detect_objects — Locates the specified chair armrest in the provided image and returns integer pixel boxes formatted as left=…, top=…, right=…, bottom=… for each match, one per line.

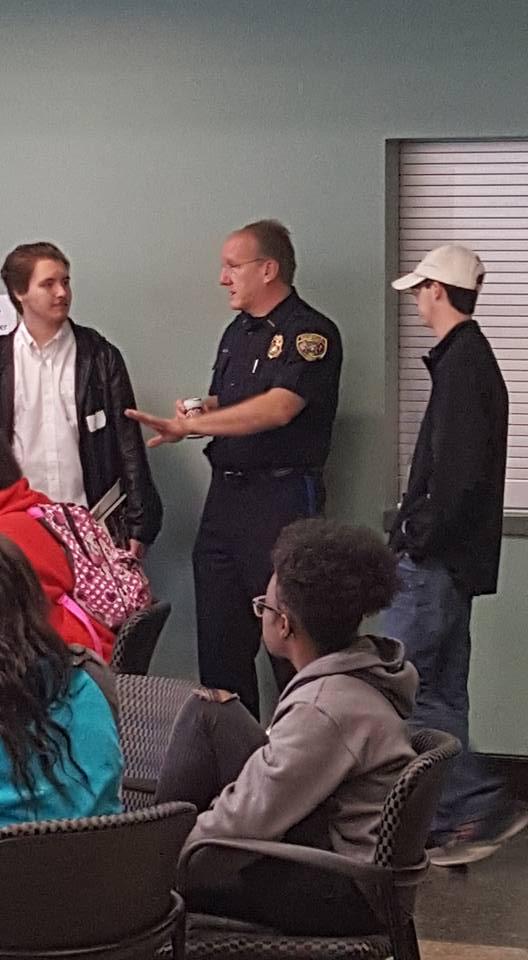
left=122, top=776, right=157, bottom=793
left=179, top=836, right=391, bottom=889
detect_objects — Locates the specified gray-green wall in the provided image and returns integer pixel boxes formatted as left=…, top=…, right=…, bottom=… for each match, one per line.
left=1, top=0, right=528, bottom=753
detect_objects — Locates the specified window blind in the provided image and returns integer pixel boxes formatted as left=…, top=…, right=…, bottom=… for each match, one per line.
left=398, top=139, right=528, bottom=511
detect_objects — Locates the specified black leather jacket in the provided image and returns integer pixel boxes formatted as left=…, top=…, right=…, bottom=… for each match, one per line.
left=390, top=320, right=508, bottom=596
left=0, top=321, right=162, bottom=545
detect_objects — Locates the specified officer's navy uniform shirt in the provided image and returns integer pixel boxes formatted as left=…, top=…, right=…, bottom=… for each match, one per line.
left=206, top=289, right=342, bottom=471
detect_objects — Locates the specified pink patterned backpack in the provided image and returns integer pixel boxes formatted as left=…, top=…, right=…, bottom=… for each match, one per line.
left=28, top=503, right=152, bottom=653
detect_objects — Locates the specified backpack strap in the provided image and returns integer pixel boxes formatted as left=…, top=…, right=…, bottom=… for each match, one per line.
left=59, top=595, right=104, bottom=657
left=69, top=644, right=119, bottom=724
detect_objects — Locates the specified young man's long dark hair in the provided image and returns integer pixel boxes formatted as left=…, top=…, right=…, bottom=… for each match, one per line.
left=0, top=535, right=81, bottom=800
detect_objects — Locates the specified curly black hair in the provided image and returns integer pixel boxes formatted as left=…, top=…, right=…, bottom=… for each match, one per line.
left=0, top=535, right=84, bottom=804
left=271, top=518, right=399, bottom=655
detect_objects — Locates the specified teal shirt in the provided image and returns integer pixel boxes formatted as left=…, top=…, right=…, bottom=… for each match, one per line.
left=0, top=668, right=123, bottom=826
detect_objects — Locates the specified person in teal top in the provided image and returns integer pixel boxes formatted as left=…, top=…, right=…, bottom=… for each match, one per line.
left=0, top=533, right=123, bottom=827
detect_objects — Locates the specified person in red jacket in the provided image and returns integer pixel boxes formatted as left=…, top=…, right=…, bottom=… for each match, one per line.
left=0, top=432, right=115, bottom=662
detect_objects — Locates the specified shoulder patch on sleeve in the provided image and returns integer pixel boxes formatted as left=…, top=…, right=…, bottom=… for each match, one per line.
left=296, top=333, right=328, bottom=361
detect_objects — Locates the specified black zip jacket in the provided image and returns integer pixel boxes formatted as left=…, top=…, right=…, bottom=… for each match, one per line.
left=390, top=320, right=508, bottom=596
left=0, top=321, right=162, bottom=545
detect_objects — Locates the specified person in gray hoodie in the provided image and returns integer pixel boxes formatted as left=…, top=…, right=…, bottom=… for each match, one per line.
left=157, top=518, right=418, bottom=935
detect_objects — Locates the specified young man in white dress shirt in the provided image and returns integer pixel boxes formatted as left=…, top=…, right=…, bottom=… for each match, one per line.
left=0, top=242, right=162, bottom=553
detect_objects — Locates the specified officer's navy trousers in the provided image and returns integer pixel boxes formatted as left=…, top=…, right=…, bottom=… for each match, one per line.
left=193, top=470, right=323, bottom=718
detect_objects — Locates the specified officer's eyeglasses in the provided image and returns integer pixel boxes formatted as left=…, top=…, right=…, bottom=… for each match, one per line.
left=252, top=595, right=283, bottom=619
left=222, top=258, right=266, bottom=275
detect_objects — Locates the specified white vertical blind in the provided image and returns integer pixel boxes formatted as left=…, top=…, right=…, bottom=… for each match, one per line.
left=398, top=139, right=528, bottom=511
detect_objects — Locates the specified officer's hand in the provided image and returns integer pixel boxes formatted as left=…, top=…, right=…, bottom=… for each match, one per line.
left=125, top=404, right=189, bottom=447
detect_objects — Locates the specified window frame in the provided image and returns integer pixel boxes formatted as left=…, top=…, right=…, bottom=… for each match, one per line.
left=386, top=137, right=528, bottom=535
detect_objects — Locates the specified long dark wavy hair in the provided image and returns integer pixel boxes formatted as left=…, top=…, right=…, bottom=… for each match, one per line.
left=0, top=534, right=79, bottom=800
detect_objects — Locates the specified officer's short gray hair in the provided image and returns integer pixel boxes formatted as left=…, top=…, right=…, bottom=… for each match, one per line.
left=242, top=219, right=296, bottom=286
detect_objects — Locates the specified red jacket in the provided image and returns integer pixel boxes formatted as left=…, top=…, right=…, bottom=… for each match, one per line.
left=0, top=478, right=115, bottom=662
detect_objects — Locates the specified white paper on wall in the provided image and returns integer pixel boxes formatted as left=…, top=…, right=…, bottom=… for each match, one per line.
left=0, top=295, right=17, bottom=335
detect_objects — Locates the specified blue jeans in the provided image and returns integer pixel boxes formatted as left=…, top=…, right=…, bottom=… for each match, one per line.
left=380, top=555, right=508, bottom=835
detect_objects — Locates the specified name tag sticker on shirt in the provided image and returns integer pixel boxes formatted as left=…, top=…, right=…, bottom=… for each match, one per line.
left=296, top=333, right=328, bottom=361
left=86, top=409, right=107, bottom=432
left=0, top=294, right=17, bottom=335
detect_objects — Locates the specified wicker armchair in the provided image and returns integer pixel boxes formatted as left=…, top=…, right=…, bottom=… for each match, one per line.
left=180, top=728, right=461, bottom=960
left=111, top=599, right=171, bottom=675
left=0, top=801, right=196, bottom=960
left=116, top=672, right=197, bottom=809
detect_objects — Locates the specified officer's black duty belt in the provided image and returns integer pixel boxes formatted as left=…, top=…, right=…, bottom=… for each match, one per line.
left=214, top=467, right=322, bottom=483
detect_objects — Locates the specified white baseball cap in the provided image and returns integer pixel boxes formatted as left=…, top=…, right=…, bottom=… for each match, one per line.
left=392, top=244, right=485, bottom=291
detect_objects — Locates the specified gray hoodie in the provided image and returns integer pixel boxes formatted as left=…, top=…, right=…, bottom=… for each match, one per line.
left=187, top=636, right=418, bottom=863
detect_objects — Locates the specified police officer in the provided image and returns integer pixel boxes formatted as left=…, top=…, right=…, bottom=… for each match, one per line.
left=127, top=220, right=342, bottom=717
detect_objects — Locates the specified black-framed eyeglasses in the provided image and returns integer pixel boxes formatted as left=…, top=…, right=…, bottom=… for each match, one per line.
left=252, top=595, right=283, bottom=619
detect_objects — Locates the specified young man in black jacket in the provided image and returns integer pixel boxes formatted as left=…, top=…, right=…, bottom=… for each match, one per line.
left=0, top=242, right=162, bottom=552
left=384, top=243, right=527, bottom=865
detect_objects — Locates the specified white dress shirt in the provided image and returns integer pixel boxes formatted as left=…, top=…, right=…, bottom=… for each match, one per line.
left=13, top=320, right=88, bottom=505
